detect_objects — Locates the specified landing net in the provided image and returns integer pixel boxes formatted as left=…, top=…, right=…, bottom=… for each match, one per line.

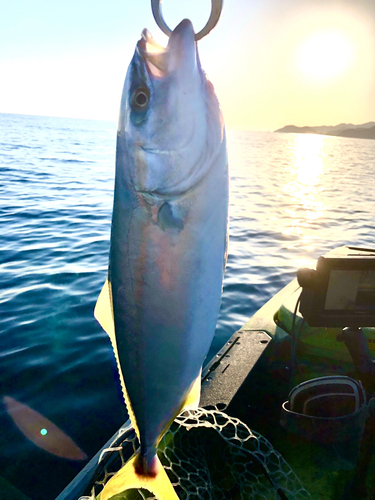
left=84, top=407, right=311, bottom=500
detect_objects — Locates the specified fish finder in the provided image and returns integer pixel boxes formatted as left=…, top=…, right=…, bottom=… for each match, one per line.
left=298, top=246, right=375, bottom=327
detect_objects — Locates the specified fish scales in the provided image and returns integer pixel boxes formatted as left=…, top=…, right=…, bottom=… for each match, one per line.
left=96, top=18, right=228, bottom=499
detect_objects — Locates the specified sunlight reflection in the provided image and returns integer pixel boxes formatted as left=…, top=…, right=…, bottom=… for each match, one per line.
left=294, top=258, right=317, bottom=270
left=283, top=134, right=329, bottom=253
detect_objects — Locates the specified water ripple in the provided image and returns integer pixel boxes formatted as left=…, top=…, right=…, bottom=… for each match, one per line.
left=1, top=115, right=375, bottom=498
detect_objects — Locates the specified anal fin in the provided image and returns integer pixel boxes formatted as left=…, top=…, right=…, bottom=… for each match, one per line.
left=182, top=370, right=201, bottom=411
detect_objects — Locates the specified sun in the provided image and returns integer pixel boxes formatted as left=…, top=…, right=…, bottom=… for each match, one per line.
left=296, top=31, right=355, bottom=82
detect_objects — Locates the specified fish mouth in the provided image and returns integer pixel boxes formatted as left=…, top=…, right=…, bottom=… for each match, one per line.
left=137, top=29, right=168, bottom=78
left=137, top=19, right=196, bottom=78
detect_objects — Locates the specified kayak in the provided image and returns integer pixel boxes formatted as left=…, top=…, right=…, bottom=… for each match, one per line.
left=58, top=246, right=375, bottom=500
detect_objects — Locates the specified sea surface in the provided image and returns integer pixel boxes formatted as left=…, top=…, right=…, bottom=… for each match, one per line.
left=1, top=112, right=375, bottom=499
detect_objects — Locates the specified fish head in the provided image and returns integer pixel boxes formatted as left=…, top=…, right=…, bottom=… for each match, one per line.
left=118, top=19, right=224, bottom=197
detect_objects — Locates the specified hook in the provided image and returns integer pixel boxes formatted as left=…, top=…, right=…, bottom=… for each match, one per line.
left=151, top=0, right=223, bottom=41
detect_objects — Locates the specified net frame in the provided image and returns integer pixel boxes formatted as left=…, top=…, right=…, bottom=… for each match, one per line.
left=79, top=407, right=311, bottom=500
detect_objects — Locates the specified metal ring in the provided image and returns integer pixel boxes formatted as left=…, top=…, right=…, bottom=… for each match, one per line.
left=151, top=0, right=223, bottom=41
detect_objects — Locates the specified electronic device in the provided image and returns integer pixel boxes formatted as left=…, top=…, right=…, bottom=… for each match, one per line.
left=298, top=246, right=375, bottom=327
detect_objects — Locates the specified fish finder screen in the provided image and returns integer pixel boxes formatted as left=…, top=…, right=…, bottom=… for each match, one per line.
left=325, top=270, right=375, bottom=311
left=298, top=247, right=375, bottom=326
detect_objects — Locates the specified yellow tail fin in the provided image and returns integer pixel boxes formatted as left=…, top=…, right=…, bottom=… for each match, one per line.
left=99, top=453, right=179, bottom=500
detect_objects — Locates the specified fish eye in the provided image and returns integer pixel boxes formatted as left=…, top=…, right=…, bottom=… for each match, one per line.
left=131, top=88, right=150, bottom=110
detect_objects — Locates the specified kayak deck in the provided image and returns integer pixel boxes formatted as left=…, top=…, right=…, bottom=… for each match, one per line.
left=58, top=278, right=375, bottom=499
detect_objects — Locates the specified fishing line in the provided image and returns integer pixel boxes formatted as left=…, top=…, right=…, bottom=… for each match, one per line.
left=290, top=289, right=304, bottom=390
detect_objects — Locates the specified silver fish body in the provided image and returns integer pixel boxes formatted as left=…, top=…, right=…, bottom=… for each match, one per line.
left=107, top=18, right=228, bottom=470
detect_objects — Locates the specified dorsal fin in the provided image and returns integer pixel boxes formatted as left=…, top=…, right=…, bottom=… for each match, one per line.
left=94, top=279, right=139, bottom=438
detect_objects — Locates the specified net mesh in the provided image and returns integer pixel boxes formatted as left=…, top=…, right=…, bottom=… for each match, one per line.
left=83, top=407, right=311, bottom=500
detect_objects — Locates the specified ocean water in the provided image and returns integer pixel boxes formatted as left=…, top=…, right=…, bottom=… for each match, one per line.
left=1, top=112, right=375, bottom=499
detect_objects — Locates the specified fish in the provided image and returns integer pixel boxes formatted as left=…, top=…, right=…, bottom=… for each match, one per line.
left=3, top=396, right=87, bottom=461
left=95, top=18, right=228, bottom=500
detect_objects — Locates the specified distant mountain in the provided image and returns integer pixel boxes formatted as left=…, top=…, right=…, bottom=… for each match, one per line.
left=275, top=122, right=375, bottom=139
left=274, top=125, right=316, bottom=134
left=330, top=125, right=375, bottom=140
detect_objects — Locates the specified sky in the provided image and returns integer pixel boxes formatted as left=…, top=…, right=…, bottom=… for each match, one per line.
left=1, top=0, right=375, bottom=131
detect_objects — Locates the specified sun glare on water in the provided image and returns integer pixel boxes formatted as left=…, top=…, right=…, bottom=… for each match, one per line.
left=297, top=31, right=355, bottom=82
left=282, top=134, right=330, bottom=267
